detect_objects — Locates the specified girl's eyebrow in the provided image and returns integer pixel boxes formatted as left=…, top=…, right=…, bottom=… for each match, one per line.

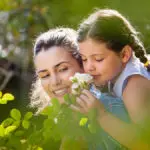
left=79, top=53, right=104, bottom=56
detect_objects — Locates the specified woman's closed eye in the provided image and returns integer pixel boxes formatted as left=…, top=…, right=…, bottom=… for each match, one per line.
left=38, top=72, right=50, bottom=79
left=58, top=67, right=68, bottom=72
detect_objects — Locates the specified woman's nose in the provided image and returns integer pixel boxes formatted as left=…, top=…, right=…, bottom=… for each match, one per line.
left=50, top=75, right=61, bottom=86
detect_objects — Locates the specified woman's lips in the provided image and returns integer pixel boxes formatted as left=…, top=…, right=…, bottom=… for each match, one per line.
left=53, top=88, right=69, bottom=96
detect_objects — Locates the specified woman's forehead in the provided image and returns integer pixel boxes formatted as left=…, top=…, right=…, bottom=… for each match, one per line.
left=35, top=47, right=79, bottom=69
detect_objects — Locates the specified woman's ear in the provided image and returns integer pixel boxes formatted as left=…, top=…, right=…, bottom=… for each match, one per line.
left=120, top=45, right=132, bottom=63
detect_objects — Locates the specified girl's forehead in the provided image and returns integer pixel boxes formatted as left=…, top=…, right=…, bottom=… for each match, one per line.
left=79, top=39, right=111, bottom=56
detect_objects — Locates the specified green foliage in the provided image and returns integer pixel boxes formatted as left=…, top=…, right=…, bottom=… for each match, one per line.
left=0, top=91, right=34, bottom=150
left=79, top=117, right=88, bottom=126
left=0, top=92, right=14, bottom=104
left=0, top=91, right=102, bottom=149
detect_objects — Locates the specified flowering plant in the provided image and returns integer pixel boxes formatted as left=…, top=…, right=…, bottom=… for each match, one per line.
left=70, top=72, right=93, bottom=95
left=69, top=73, right=100, bottom=133
left=69, top=72, right=102, bottom=101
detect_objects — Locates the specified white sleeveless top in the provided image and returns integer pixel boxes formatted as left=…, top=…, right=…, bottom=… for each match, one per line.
left=109, top=57, right=150, bottom=98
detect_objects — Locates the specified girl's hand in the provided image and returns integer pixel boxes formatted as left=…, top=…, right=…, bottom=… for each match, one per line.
left=70, top=89, right=105, bottom=115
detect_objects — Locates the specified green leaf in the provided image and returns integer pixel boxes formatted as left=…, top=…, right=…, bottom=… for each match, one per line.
left=82, top=82, right=89, bottom=89
left=0, top=125, right=5, bottom=137
left=51, top=98, right=61, bottom=113
left=14, top=130, right=25, bottom=137
left=70, top=77, right=78, bottom=83
left=70, top=94, right=76, bottom=104
left=1, top=118, right=14, bottom=127
left=35, top=147, right=43, bottom=150
left=28, top=130, right=42, bottom=145
left=41, top=105, right=53, bottom=116
left=88, top=124, right=96, bottom=134
left=51, top=98, right=60, bottom=106
left=0, top=99, right=7, bottom=104
left=79, top=117, right=88, bottom=126
left=12, top=120, right=21, bottom=128
left=24, top=112, right=33, bottom=120
left=43, top=118, right=54, bottom=129
left=64, top=94, right=71, bottom=105
left=4, top=125, right=17, bottom=136
left=10, top=109, right=21, bottom=120
left=22, top=120, right=30, bottom=129
left=0, top=91, right=2, bottom=98
left=2, top=93, right=14, bottom=101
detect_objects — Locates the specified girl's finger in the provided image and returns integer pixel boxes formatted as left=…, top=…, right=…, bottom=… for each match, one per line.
left=69, top=104, right=85, bottom=114
left=82, top=89, right=95, bottom=101
left=79, top=94, right=91, bottom=105
left=76, top=97, right=86, bottom=108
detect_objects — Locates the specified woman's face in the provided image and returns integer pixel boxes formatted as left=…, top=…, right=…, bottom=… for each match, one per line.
left=35, top=46, right=83, bottom=104
left=79, top=38, right=124, bottom=86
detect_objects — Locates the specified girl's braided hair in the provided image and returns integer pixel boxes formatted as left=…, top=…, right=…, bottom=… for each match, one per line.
left=77, top=9, right=150, bottom=71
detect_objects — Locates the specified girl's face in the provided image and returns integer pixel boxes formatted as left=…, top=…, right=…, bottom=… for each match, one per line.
left=35, top=46, right=83, bottom=104
left=79, top=38, right=125, bottom=86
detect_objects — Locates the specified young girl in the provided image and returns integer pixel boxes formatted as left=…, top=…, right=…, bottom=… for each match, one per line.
left=73, top=9, right=150, bottom=149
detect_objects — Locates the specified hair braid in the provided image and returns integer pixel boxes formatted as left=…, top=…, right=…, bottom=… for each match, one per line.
left=130, top=34, right=150, bottom=71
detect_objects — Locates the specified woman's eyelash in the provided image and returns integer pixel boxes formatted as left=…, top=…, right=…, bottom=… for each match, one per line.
left=59, top=67, right=68, bottom=72
left=41, top=74, right=49, bottom=78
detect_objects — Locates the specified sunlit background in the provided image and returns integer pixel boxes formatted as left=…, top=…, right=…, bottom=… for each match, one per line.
left=0, top=0, right=150, bottom=120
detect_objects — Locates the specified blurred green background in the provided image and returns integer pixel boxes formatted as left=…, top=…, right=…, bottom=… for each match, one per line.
left=0, top=0, right=150, bottom=120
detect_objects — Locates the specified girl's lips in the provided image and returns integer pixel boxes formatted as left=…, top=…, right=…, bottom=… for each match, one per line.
left=92, top=75, right=100, bottom=78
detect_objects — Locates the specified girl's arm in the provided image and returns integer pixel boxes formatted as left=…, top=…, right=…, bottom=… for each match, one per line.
left=122, top=75, right=150, bottom=128
left=98, top=75, right=150, bottom=149
left=98, top=108, right=149, bottom=150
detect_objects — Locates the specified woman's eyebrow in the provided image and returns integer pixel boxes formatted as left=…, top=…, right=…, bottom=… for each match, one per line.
left=37, top=61, right=70, bottom=73
left=37, top=69, right=47, bottom=74
left=54, top=61, right=70, bottom=68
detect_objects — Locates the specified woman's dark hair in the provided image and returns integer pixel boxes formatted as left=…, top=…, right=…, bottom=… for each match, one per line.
left=77, top=9, right=150, bottom=71
left=34, top=27, right=82, bottom=66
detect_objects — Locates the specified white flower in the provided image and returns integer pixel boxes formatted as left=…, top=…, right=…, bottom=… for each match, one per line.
left=70, top=73, right=93, bottom=83
left=71, top=82, right=80, bottom=95
left=72, top=82, right=80, bottom=89
left=70, top=73, right=93, bottom=95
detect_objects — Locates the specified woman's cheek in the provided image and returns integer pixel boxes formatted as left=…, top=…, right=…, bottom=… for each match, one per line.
left=63, top=70, right=74, bottom=80
left=41, top=80, right=48, bottom=92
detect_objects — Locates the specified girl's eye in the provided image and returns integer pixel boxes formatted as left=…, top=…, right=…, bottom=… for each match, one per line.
left=96, top=58, right=104, bottom=62
left=59, top=67, right=68, bottom=72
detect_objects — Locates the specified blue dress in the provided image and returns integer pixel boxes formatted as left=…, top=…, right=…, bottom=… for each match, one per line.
left=89, top=85, right=130, bottom=150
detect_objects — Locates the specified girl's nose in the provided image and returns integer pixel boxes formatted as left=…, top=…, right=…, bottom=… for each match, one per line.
left=85, top=61, right=96, bottom=73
